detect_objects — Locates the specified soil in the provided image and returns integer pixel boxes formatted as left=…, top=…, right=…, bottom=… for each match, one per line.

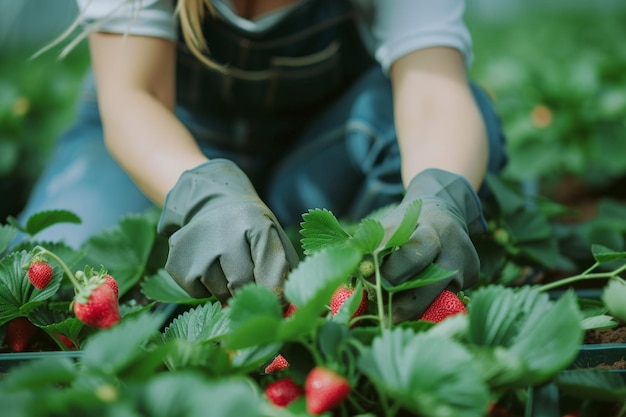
left=585, top=326, right=626, bottom=345
left=583, top=325, right=626, bottom=371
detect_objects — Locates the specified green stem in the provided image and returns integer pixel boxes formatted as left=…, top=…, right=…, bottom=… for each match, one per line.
left=387, top=401, right=402, bottom=417
left=350, top=314, right=380, bottom=326
left=301, top=335, right=324, bottom=366
left=34, top=245, right=82, bottom=289
left=346, top=394, right=367, bottom=414
left=538, top=262, right=626, bottom=292
left=372, top=253, right=387, bottom=331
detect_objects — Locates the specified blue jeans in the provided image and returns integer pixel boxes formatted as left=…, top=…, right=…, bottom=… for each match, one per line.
left=18, top=65, right=506, bottom=248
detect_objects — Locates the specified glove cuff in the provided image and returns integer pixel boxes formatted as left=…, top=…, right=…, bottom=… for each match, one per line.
left=157, top=158, right=254, bottom=236
left=405, top=168, right=488, bottom=235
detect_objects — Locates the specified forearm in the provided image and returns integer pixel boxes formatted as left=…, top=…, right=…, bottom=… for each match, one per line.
left=99, top=91, right=208, bottom=206
left=390, top=47, right=488, bottom=191
left=395, top=86, right=488, bottom=191
left=88, top=32, right=208, bottom=206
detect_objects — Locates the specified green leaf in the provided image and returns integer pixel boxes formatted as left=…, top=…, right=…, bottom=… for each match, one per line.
left=0, top=250, right=63, bottom=325
left=383, top=199, right=422, bottom=250
left=467, top=285, right=524, bottom=347
left=597, top=199, right=626, bottom=231
left=29, top=305, right=85, bottom=348
left=280, top=245, right=362, bottom=341
left=592, top=244, right=626, bottom=263
left=556, top=369, right=626, bottom=402
left=509, top=290, right=584, bottom=385
left=381, top=263, right=456, bottom=294
left=0, top=355, right=77, bottom=391
left=503, top=211, right=553, bottom=243
left=83, top=213, right=156, bottom=297
left=141, top=269, right=213, bottom=305
left=161, top=339, right=232, bottom=374
left=350, top=218, right=385, bottom=254
left=284, top=244, right=361, bottom=313
left=162, top=301, right=230, bottom=343
left=484, top=173, right=527, bottom=214
left=358, top=328, right=491, bottom=417
left=231, top=343, right=284, bottom=372
left=300, top=208, right=351, bottom=255
left=516, top=238, right=561, bottom=267
left=225, top=284, right=283, bottom=349
left=467, top=345, right=527, bottom=389
left=81, top=310, right=168, bottom=375
left=0, top=223, right=18, bottom=254
left=580, top=314, right=617, bottom=331
left=20, top=210, right=82, bottom=237
left=318, top=320, right=351, bottom=359
left=602, top=279, right=626, bottom=323
left=468, top=286, right=584, bottom=388
left=141, top=373, right=265, bottom=417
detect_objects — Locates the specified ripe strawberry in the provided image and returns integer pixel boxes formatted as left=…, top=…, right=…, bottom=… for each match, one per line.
left=73, top=282, right=121, bottom=328
left=265, top=354, right=290, bottom=374
left=487, top=402, right=507, bottom=416
left=27, top=261, right=53, bottom=290
left=330, top=287, right=369, bottom=327
left=419, top=290, right=467, bottom=323
left=265, top=377, right=303, bottom=407
left=104, top=274, right=119, bottom=299
left=56, top=334, right=77, bottom=350
left=284, top=303, right=297, bottom=318
left=5, top=317, right=39, bottom=352
left=305, top=366, right=351, bottom=415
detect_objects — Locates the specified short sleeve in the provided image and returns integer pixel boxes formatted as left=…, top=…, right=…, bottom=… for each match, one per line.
left=354, top=0, right=473, bottom=74
left=75, top=0, right=177, bottom=41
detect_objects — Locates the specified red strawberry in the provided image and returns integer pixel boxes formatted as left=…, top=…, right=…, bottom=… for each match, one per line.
left=419, top=290, right=467, bottom=323
left=284, top=303, right=297, bottom=318
left=5, top=317, right=39, bottom=352
left=265, top=377, right=303, bottom=407
left=265, top=354, right=290, bottom=374
left=330, top=287, right=369, bottom=327
left=305, top=366, right=351, bottom=415
left=73, top=282, right=121, bottom=328
left=56, top=334, right=77, bottom=350
left=487, top=402, right=507, bottom=416
left=27, top=261, right=53, bottom=290
left=104, top=274, right=119, bottom=299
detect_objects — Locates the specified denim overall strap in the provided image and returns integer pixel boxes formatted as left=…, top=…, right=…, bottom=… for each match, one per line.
left=175, top=0, right=374, bottom=123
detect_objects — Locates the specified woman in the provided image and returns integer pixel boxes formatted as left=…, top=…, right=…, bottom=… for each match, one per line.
left=20, top=0, right=506, bottom=321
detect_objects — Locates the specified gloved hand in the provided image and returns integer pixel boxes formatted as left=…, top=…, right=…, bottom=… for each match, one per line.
left=157, top=159, right=300, bottom=303
left=378, top=168, right=487, bottom=323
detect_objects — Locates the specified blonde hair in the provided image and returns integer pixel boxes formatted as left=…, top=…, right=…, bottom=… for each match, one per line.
left=177, top=0, right=235, bottom=74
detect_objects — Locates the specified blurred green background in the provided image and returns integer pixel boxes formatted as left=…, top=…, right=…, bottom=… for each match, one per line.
left=1, top=0, right=625, bottom=222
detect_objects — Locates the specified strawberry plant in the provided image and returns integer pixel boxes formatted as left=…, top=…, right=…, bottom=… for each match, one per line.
left=0, top=207, right=206, bottom=355
left=0, top=198, right=593, bottom=417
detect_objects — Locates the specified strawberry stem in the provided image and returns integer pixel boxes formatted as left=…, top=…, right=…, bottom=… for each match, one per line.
left=372, top=254, right=388, bottom=331
left=33, top=245, right=82, bottom=290
left=538, top=261, right=626, bottom=292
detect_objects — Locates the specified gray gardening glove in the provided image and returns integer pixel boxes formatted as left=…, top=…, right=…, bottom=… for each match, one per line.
left=379, top=168, right=487, bottom=323
left=157, top=159, right=300, bottom=303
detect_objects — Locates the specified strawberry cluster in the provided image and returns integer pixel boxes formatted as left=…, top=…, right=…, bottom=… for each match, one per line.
left=4, top=253, right=121, bottom=353
left=262, top=284, right=468, bottom=414
left=265, top=366, right=351, bottom=414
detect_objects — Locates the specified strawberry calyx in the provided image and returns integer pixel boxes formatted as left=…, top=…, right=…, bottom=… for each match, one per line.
left=73, top=267, right=116, bottom=302
left=73, top=280, right=104, bottom=305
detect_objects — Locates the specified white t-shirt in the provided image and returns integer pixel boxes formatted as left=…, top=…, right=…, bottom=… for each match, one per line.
left=75, top=0, right=473, bottom=73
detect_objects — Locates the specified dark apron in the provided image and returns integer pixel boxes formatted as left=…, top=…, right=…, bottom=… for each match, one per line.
left=175, top=0, right=375, bottom=153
